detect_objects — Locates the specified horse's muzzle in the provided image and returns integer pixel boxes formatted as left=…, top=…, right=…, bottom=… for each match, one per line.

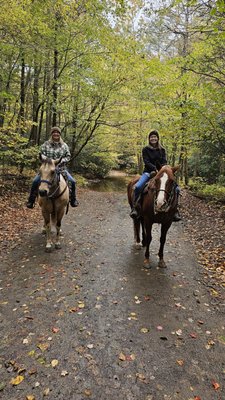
left=39, top=189, right=48, bottom=197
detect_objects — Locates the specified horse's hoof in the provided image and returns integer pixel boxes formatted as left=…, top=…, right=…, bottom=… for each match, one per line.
left=55, top=243, right=61, bottom=249
left=158, top=260, right=167, bottom=268
left=135, top=242, right=142, bottom=249
left=143, top=259, right=151, bottom=269
left=45, top=246, right=52, bottom=253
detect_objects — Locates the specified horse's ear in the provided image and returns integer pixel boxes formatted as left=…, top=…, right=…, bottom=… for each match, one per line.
left=39, top=153, right=47, bottom=162
left=172, top=165, right=180, bottom=174
left=54, top=157, right=63, bottom=166
left=156, top=161, right=162, bottom=170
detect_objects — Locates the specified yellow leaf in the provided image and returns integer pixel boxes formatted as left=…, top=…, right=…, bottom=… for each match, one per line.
left=176, top=359, right=184, bottom=366
left=78, top=302, right=85, bottom=308
left=119, top=352, right=126, bottom=361
left=136, top=373, right=146, bottom=381
left=37, top=343, right=49, bottom=352
left=26, top=395, right=35, bottom=400
left=51, top=359, right=59, bottom=368
left=10, top=375, right=24, bottom=385
left=84, top=389, right=92, bottom=396
left=140, top=328, right=149, bottom=333
left=43, top=388, right=50, bottom=396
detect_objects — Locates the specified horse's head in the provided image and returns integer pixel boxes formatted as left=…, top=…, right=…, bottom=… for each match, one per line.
left=38, top=155, right=62, bottom=197
left=153, top=165, right=179, bottom=213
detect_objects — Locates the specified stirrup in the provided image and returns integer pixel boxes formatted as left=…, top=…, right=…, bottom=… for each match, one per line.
left=26, top=201, right=35, bottom=209
left=173, top=212, right=181, bottom=222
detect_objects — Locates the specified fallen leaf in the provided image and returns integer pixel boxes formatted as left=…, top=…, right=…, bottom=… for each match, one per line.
left=84, top=389, right=92, bottom=396
left=52, top=327, right=59, bottom=333
left=190, top=333, right=197, bottom=339
left=69, top=307, right=79, bottom=313
left=37, top=343, right=49, bottom=352
left=0, top=382, right=6, bottom=391
left=126, top=354, right=136, bottom=361
left=119, top=352, right=126, bottom=361
left=157, top=326, right=163, bottom=331
left=140, top=328, right=149, bottom=333
left=10, top=375, right=24, bottom=385
left=176, top=359, right=184, bottom=366
left=61, top=370, right=68, bottom=376
left=26, top=395, right=35, bottom=400
left=136, top=373, right=146, bottom=381
left=51, top=359, right=59, bottom=368
left=43, top=388, right=50, bottom=396
left=212, top=381, right=220, bottom=390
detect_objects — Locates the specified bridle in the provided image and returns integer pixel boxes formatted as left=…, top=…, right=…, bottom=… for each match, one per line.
left=39, top=170, right=67, bottom=200
left=154, top=180, right=176, bottom=213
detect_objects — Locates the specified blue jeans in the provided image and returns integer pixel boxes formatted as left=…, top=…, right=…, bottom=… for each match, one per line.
left=134, top=172, right=150, bottom=202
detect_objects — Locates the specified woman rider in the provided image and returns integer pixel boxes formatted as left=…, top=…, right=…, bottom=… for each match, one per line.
left=130, top=130, right=181, bottom=221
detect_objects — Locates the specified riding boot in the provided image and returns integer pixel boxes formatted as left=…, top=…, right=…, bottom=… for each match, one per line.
left=173, top=209, right=182, bottom=222
left=70, top=182, right=79, bottom=207
left=130, top=197, right=141, bottom=219
left=26, top=182, right=39, bottom=209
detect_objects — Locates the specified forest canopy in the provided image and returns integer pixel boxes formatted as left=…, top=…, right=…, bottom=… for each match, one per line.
left=0, top=0, right=224, bottom=183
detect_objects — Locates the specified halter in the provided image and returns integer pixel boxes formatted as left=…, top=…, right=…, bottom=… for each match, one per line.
left=39, top=171, right=67, bottom=200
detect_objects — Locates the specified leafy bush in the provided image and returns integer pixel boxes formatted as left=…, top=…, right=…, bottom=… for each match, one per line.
left=74, top=149, right=117, bottom=179
left=189, top=178, right=225, bottom=202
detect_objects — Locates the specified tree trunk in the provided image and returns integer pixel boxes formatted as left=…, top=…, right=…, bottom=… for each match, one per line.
left=29, top=62, right=40, bottom=144
left=17, top=55, right=26, bottom=134
left=52, top=48, right=58, bottom=126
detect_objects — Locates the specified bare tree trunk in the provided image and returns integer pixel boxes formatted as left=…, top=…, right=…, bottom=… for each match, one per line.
left=45, top=63, right=51, bottom=140
left=17, top=55, right=26, bottom=134
left=30, top=61, right=40, bottom=144
left=52, top=48, right=58, bottom=126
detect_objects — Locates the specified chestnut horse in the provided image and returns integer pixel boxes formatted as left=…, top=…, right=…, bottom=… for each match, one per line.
left=38, top=155, right=69, bottom=252
left=127, top=165, right=179, bottom=268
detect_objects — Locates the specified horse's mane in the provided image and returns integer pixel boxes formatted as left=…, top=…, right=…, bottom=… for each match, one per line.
left=42, top=158, right=54, bottom=165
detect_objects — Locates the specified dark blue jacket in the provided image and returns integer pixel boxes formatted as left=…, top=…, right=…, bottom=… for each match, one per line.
left=142, top=145, right=167, bottom=173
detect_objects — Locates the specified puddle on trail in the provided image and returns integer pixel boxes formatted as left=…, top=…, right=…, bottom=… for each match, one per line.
left=87, top=171, right=135, bottom=193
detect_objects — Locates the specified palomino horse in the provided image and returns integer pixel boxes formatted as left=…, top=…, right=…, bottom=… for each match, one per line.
left=38, top=155, right=69, bottom=252
left=127, top=165, right=179, bottom=268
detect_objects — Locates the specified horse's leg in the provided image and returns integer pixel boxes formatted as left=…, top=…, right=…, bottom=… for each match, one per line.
left=133, top=219, right=142, bottom=248
left=144, top=221, right=153, bottom=267
left=43, top=214, right=52, bottom=252
left=140, top=217, right=146, bottom=247
left=158, top=222, right=172, bottom=268
left=55, top=209, right=65, bottom=249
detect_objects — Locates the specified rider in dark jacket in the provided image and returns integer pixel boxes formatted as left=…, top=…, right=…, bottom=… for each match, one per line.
left=130, top=130, right=181, bottom=221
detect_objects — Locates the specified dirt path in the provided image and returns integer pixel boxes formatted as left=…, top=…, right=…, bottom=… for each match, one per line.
left=0, top=189, right=224, bottom=400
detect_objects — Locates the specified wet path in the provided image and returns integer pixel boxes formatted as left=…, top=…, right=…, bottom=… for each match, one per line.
left=0, top=189, right=224, bottom=400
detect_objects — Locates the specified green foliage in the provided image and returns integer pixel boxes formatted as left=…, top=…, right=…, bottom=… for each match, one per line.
left=188, top=179, right=225, bottom=202
left=0, top=127, right=39, bottom=169
left=74, top=142, right=118, bottom=178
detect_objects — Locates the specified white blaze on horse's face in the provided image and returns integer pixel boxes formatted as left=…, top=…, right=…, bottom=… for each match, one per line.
left=155, top=172, right=168, bottom=210
left=39, top=161, right=55, bottom=194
